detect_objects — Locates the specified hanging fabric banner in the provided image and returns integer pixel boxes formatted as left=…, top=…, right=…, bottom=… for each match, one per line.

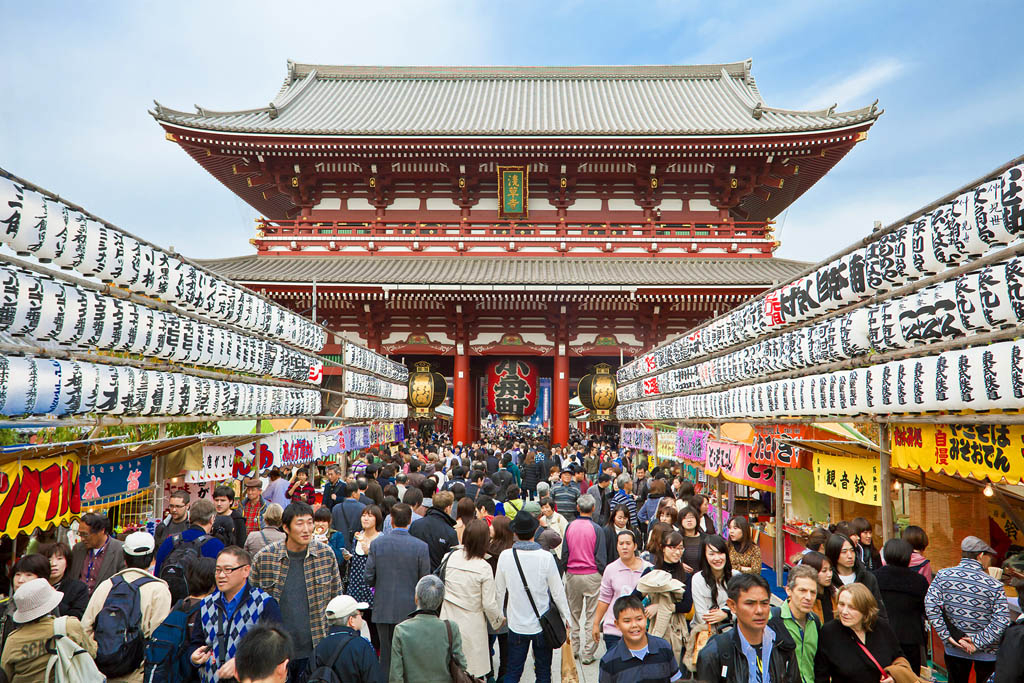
left=890, top=423, right=1024, bottom=485
left=230, top=441, right=275, bottom=479
left=656, top=430, right=677, bottom=461
left=813, top=453, right=882, bottom=506
left=278, top=431, right=320, bottom=467
left=0, top=454, right=81, bottom=539
left=81, top=455, right=152, bottom=502
left=675, top=428, right=709, bottom=464
left=750, top=426, right=806, bottom=468
left=705, top=440, right=775, bottom=491
left=188, top=446, right=235, bottom=483
left=621, top=427, right=656, bottom=452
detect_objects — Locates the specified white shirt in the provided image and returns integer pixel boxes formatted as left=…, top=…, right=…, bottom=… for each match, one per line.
left=690, top=572, right=729, bottom=625
left=838, top=571, right=857, bottom=586
left=495, top=545, right=572, bottom=635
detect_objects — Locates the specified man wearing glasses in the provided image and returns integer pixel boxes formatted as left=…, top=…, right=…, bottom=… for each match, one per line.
left=155, top=491, right=191, bottom=549
left=189, top=546, right=282, bottom=683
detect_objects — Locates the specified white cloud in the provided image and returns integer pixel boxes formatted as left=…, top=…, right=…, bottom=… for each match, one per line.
left=800, top=58, right=906, bottom=111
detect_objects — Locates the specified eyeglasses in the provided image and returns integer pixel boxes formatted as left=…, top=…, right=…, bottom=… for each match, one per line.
left=214, top=565, right=249, bottom=576
left=168, top=503, right=187, bottom=510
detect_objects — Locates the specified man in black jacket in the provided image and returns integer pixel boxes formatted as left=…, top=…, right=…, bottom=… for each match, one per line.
left=212, top=485, right=247, bottom=547
left=698, top=573, right=800, bottom=683
left=321, top=464, right=345, bottom=511
left=408, top=490, right=458, bottom=571
left=992, top=613, right=1024, bottom=683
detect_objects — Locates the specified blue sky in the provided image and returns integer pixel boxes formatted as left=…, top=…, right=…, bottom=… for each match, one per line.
left=2, top=1, right=1022, bottom=263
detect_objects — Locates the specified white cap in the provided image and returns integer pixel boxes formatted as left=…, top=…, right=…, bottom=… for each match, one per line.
left=124, top=531, right=156, bottom=556
left=325, top=594, right=368, bottom=621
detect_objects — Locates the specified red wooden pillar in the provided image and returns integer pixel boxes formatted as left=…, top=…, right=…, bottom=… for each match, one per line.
left=552, top=343, right=570, bottom=447
left=454, top=350, right=471, bottom=446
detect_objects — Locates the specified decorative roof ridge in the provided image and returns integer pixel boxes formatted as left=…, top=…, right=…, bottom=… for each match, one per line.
left=151, top=100, right=272, bottom=119
left=283, top=61, right=755, bottom=81
left=197, top=253, right=811, bottom=266
left=758, top=99, right=882, bottom=120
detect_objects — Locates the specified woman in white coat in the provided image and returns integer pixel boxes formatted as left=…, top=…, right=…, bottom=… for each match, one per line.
left=440, top=519, right=505, bottom=679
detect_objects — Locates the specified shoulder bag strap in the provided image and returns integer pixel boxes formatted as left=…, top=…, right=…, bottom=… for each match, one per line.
left=854, top=639, right=888, bottom=678
left=53, top=615, right=68, bottom=637
left=438, top=549, right=457, bottom=581
left=511, top=549, right=543, bottom=622
left=323, top=635, right=357, bottom=672
left=445, top=620, right=455, bottom=665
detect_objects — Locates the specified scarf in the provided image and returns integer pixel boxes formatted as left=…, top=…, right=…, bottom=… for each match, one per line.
left=198, top=583, right=273, bottom=683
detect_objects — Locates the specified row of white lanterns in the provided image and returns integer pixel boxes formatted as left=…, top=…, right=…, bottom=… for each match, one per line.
left=618, top=255, right=1024, bottom=401
left=343, top=342, right=409, bottom=382
left=616, top=337, right=1024, bottom=421
left=0, top=354, right=321, bottom=418
left=0, top=175, right=326, bottom=352
left=618, top=162, right=1024, bottom=384
left=343, top=397, right=409, bottom=420
left=343, top=370, right=408, bottom=401
left=0, top=264, right=323, bottom=384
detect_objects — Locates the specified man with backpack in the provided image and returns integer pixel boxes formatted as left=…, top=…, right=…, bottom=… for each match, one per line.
left=145, top=556, right=215, bottom=683
left=0, top=577, right=101, bottom=682
left=82, top=531, right=172, bottom=682
left=155, top=498, right=225, bottom=604
left=305, top=595, right=382, bottom=683
left=189, top=547, right=282, bottom=683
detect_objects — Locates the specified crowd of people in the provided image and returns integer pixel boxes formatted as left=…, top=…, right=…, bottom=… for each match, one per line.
left=0, top=427, right=1021, bottom=683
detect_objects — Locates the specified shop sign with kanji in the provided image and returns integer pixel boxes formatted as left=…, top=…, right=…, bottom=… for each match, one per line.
left=890, top=423, right=1024, bottom=485
left=813, top=453, right=881, bottom=506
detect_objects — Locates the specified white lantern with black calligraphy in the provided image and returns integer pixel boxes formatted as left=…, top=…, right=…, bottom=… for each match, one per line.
left=976, top=264, right=1015, bottom=328
left=955, top=272, right=989, bottom=331
left=36, top=199, right=69, bottom=263
left=8, top=188, right=45, bottom=256
left=30, top=358, right=62, bottom=415
left=1, top=356, right=37, bottom=416
left=999, top=164, right=1024, bottom=237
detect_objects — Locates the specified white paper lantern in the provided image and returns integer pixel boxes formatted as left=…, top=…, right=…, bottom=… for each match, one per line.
left=8, top=273, right=43, bottom=337
left=8, top=189, right=45, bottom=256
left=999, top=164, right=1024, bottom=237
left=955, top=272, right=990, bottom=331
left=54, top=285, right=86, bottom=346
left=111, top=235, right=140, bottom=290
left=32, top=358, right=63, bottom=415
left=135, top=244, right=160, bottom=296
left=35, top=199, right=69, bottom=263
left=34, top=277, right=66, bottom=341
left=77, top=361, right=98, bottom=414
left=978, top=264, right=1015, bottom=328
left=2, top=356, right=37, bottom=416
left=95, top=228, right=124, bottom=284
left=908, top=216, right=944, bottom=277
left=53, top=212, right=88, bottom=271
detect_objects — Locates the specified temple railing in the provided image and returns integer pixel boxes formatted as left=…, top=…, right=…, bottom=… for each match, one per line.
left=254, top=217, right=777, bottom=256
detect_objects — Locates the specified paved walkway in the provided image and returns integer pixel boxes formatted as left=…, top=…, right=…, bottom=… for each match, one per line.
left=505, top=642, right=605, bottom=683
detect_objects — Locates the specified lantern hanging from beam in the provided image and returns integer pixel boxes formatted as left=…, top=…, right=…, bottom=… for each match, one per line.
left=577, top=363, right=617, bottom=419
left=407, top=361, right=447, bottom=417
left=486, top=359, right=538, bottom=421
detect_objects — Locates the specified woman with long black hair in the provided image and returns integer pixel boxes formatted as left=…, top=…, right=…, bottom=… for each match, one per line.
left=825, top=532, right=887, bottom=619
left=725, top=515, right=762, bottom=575
left=800, top=550, right=837, bottom=623
left=690, top=534, right=733, bottom=628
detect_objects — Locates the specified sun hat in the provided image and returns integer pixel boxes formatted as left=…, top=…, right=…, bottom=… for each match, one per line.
left=326, top=594, right=368, bottom=621
left=12, top=578, right=63, bottom=623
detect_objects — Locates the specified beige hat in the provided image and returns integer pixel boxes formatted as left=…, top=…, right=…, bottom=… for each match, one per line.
left=326, top=594, right=368, bottom=621
left=12, top=578, right=63, bottom=623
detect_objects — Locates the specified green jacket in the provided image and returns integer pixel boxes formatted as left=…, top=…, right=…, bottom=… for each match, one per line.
left=774, top=602, right=819, bottom=683
left=390, top=610, right=467, bottom=683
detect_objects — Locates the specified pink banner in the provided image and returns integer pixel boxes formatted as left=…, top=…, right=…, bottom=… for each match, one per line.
left=704, top=439, right=776, bottom=491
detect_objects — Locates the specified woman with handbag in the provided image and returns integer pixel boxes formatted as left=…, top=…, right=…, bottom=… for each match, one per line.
left=347, top=505, right=383, bottom=654
left=814, top=583, right=915, bottom=683
left=440, top=520, right=505, bottom=681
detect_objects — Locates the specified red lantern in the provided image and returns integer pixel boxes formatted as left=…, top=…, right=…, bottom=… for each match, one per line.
left=486, top=359, right=539, bottom=421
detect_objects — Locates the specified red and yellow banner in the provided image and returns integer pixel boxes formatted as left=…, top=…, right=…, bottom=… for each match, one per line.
left=890, top=423, right=1024, bottom=485
left=705, top=440, right=776, bottom=491
left=1, top=454, right=81, bottom=539
left=813, top=453, right=881, bottom=506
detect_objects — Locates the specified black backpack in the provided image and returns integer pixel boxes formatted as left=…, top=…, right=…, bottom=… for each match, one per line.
left=159, top=533, right=211, bottom=604
left=93, top=574, right=157, bottom=677
left=307, top=636, right=357, bottom=683
left=144, top=599, right=202, bottom=683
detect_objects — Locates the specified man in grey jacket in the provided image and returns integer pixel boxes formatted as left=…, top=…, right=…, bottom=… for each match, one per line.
left=364, top=502, right=430, bottom=676
left=68, top=513, right=125, bottom=594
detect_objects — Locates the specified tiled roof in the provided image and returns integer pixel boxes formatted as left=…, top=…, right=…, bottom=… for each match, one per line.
left=152, top=61, right=880, bottom=137
left=198, top=255, right=809, bottom=287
